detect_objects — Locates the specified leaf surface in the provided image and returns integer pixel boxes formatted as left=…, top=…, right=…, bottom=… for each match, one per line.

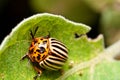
left=0, top=13, right=105, bottom=80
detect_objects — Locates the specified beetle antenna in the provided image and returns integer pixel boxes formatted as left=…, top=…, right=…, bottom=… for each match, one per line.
left=45, top=31, right=50, bottom=38
left=30, top=30, right=34, bottom=39
left=34, top=26, right=39, bottom=35
left=30, top=26, right=39, bottom=39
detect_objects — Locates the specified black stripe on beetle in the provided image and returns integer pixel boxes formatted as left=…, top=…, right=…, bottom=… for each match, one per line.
left=51, top=41, right=67, bottom=50
left=42, top=60, right=59, bottom=70
left=48, top=57, right=66, bottom=62
left=52, top=45, right=67, bottom=54
left=53, top=49, right=67, bottom=58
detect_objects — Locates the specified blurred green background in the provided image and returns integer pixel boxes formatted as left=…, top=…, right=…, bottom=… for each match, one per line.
left=0, top=0, right=120, bottom=46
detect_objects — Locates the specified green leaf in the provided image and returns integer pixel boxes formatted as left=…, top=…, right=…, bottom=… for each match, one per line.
left=0, top=13, right=104, bottom=80
left=58, top=60, right=120, bottom=80
left=57, top=40, right=120, bottom=80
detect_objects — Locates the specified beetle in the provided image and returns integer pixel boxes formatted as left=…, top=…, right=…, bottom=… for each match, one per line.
left=21, top=27, right=68, bottom=80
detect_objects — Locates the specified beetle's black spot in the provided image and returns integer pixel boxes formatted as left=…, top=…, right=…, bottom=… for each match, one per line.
left=37, top=54, right=40, bottom=60
left=34, top=40, right=38, bottom=43
left=42, top=55, right=45, bottom=59
left=36, top=49, right=40, bottom=52
left=43, top=40, right=47, bottom=44
left=33, top=56, right=35, bottom=60
left=29, top=48, right=34, bottom=53
left=40, top=38, right=43, bottom=40
left=30, top=44, right=33, bottom=47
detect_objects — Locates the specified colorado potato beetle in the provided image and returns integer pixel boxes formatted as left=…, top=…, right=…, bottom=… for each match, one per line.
left=21, top=27, right=68, bottom=80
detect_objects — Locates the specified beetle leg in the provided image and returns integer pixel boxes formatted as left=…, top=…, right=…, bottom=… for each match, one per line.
left=33, top=66, right=42, bottom=80
left=20, top=53, right=28, bottom=61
